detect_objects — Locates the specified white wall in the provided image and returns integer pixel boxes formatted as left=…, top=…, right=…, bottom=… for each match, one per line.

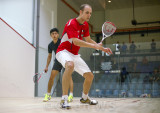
left=38, top=47, right=51, bottom=96
left=39, top=0, right=58, bottom=49
left=0, top=18, right=35, bottom=97
left=37, top=0, right=58, bottom=96
left=0, top=0, right=34, bottom=43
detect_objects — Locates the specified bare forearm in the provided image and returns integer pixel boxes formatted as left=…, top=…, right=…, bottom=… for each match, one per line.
left=87, top=39, right=97, bottom=44
left=84, top=36, right=97, bottom=44
left=73, top=38, right=95, bottom=49
left=46, top=56, right=51, bottom=68
left=73, top=38, right=112, bottom=55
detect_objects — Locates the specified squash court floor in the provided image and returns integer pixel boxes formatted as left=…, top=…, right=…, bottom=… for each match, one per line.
left=0, top=97, right=160, bottom=113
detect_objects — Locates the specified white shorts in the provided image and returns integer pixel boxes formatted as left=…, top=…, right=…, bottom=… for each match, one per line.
left=56, top=50, right=91, bottom=76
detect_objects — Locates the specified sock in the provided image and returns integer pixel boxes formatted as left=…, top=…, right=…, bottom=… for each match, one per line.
left=69, top=92, right=73, bottom=96
left=62, top=95, right=68, bottom=101
left=47, top=93, right=51, bottom=95
left=82, top=92, right=88, bottom=100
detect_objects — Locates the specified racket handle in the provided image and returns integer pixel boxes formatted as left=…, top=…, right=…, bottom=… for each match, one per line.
left=101, top=39, right=104, bottom=43
left=101, top=36, right=106, bottom=43
left=37, top=75, right=42, bottom=83
left=37, top=72, right=44, bottom=83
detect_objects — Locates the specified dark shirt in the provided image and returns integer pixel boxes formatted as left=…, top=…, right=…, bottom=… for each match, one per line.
left=120, top=70, right=129, bottom=82
left=130, top=43, right=136, bottom=52
left=48, top=38, right=61, bottom=54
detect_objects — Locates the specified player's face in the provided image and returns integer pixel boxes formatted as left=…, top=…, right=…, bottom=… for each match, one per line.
left=50, top=31, right=59, bottom=40
left=80, top=6, right=92, bottom=22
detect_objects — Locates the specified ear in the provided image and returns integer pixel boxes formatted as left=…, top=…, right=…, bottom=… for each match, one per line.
left=79, top=10, right=82, bottom=15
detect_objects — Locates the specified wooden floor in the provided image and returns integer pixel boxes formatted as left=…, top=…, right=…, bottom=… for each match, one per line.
left=0, top=97, right=160, bottom=113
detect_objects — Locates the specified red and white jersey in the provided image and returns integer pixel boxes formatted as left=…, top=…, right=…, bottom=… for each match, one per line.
left=56, top=18, right=90, bottom=55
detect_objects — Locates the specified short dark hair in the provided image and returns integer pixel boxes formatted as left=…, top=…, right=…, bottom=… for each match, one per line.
left=50, top=28, right=59, bottom=34
left=80, top=4, right=92, bottom=11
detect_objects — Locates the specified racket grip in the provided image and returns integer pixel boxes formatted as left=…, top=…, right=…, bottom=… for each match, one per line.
left=101, top=38, right=104, bottom=43
left=37, top=75, right=42, bottom=83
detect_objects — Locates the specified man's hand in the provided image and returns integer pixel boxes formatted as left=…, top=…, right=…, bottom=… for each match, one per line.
left=93, top=43, right=112, bottom=55
left=98, top=42, right=103, bottom=46
left=44, top=67, right=48, bottom=73
left=102, top=48, right=113, bottom=55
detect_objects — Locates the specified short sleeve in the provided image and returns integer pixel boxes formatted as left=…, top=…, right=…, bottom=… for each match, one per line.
left=48, top=44, right=52, bottom=53
left=67, top=23, right=78, bottom=39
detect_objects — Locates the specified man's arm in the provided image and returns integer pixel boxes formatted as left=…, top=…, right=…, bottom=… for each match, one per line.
left=72, top=37, right=98, bottom=48
left=84, top=36, right=103, bottom=46
left=44, top=53, right=52, bottom=72
left=72, top=38, right=112, bottom=55
left=84, top=36, right=97, bottom=44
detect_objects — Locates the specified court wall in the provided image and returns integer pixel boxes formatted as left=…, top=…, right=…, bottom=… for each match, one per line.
left=0, top=18, right=35, bottom=97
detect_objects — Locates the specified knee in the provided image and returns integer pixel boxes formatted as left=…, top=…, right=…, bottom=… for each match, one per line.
left=89, top=74, right=94, bottom=81
left=65, top=61, right=74, bottom=71
left=84, top=72, right=94, bottom=82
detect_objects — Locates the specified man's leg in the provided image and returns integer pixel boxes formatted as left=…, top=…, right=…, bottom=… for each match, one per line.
left=80, top=73, right=98, bottom=105
left=62, top=61, right=74, bottom=95
left=47, top=70, right=59, bottom=93
left=83, top=72, right=94, bottom=95
left=68, top=77, right=74, bottom=102
left=43, top=70, right=59, bottom=102
left=56, top=51, right=75, bottom=108
left=60, top=61, right=74, bottom=109
left=60, top=67, right=74, bottom=102
left=73, top=55, right=98, bottom=105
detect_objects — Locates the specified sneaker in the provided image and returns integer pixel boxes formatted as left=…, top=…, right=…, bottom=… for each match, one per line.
left=68, top=95, right=73, bottom=102
left=80, top=97, right=98, bottom=105
left=60, top=100, right=71, bottom=109
left=43, top=93, right=51, bottom=102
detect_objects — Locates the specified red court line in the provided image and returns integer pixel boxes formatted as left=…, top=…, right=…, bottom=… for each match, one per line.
left=0, top=18, right=36, bottom=49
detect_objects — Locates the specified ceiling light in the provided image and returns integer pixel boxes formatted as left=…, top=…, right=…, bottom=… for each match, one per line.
left=108, top=0, right=111, bottom=3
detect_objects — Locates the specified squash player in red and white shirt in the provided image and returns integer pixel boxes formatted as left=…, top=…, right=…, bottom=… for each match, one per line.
left=56, top=4, right=112, bottom=109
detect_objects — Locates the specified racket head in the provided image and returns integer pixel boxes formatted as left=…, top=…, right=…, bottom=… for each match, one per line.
left=33, top=71, right=45, bottom=83
left=102, top=21, right=116, bottom=38
left=33, top=73, right=41, bottom=83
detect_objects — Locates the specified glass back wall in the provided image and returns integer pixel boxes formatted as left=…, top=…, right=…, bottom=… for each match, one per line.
left=55, top=32, right=160, bottom=98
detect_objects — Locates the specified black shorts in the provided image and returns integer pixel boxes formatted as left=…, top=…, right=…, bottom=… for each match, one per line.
left=52, top=58, right=63, bottom=72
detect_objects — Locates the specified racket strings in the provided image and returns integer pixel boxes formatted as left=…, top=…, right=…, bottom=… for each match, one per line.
left=101, top=21, right=116, bottom=43
left=33, top=74, right=41, bottom=83
left=103, top=24, right=116, bottom=35
left=33, top=72, right=45, bottom=83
